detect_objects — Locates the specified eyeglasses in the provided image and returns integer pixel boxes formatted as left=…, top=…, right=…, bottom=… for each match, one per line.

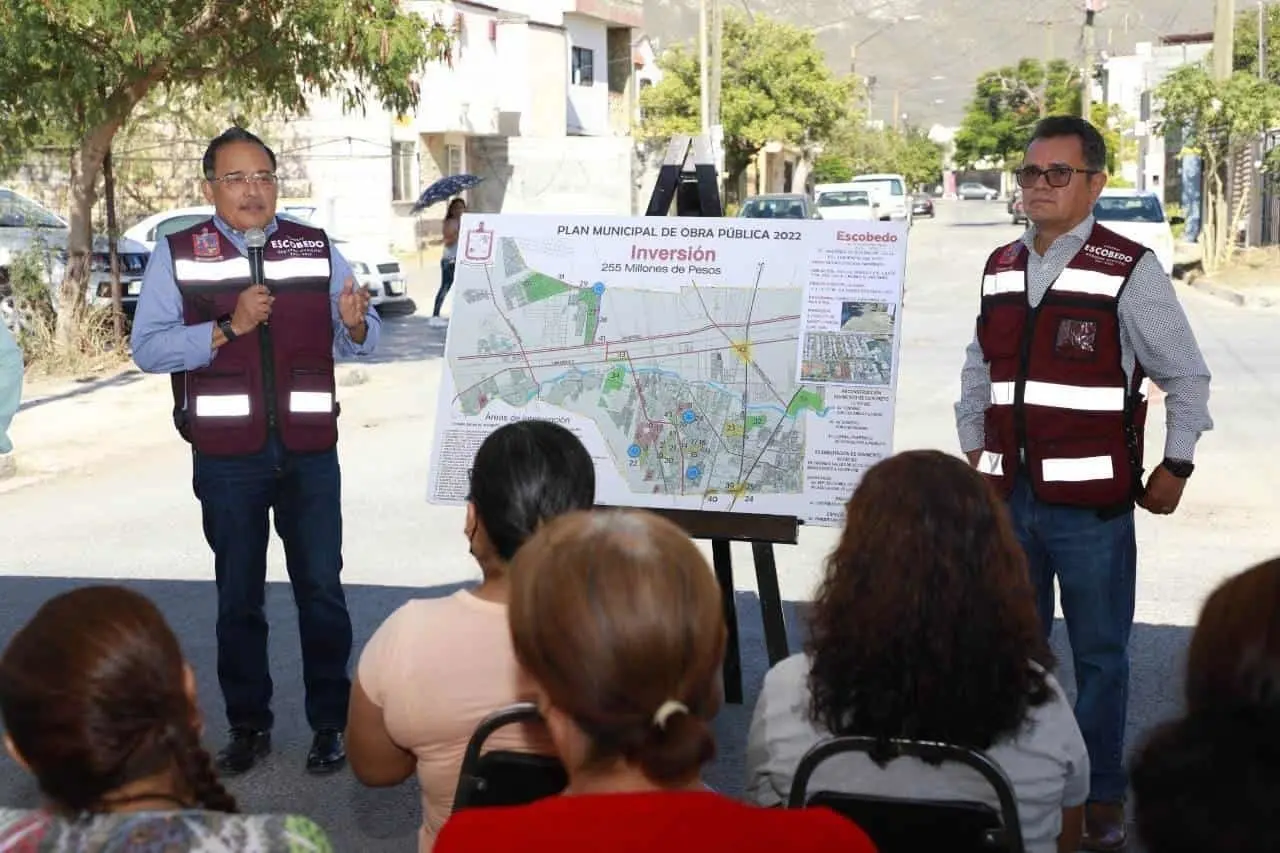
left=211, top=171, right=279, bottom=188
left=1014, top=165, right=1099, bottom=189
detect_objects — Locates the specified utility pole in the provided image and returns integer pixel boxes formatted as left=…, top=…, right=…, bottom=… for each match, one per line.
left=699, top=0, right=710, bottom=134
left=710, top=0, right=722, bottom=125
left=1260, top=0, right=1268, bottom=79
left=709, top=0, right=723, bottom=193
left=1214, top=0, right=1235, bottom=80
left=1041, top=22, right=1055, bottom=117
left=892, top=89, right=901, bottom=132
left=1082, top=2, right=1098, bottom=121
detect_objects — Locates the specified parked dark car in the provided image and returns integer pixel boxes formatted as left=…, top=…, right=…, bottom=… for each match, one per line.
left=738, top=194, right=820, bottom=219
left=911, top=194, right=935, bottom=218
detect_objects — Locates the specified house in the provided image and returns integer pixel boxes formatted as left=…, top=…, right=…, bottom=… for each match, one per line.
left=280, top=0, right=646, bottom=253
left=1101, top=34, right=1212, bottom=197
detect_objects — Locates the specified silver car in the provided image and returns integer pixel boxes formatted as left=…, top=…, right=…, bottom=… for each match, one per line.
left=0, top=187, right=150, bottom=329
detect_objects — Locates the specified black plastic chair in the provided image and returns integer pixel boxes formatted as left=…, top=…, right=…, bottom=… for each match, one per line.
left=452, top=702, right=568, bottom=811
left=787, top=736, right=1027, bottom=853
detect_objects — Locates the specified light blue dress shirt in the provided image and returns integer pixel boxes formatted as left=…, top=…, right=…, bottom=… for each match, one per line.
left=0, top=320, right=22, bottom=454
left=131, top=215, right=380, bottom=374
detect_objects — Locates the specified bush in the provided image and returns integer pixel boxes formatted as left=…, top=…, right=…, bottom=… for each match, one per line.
left=4, top=249, right=120, bottom=375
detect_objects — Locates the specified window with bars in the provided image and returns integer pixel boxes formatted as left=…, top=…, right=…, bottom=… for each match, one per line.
left=571, top=46, right=594, bottom=87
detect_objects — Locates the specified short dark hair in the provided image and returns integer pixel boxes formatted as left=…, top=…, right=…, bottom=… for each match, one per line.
left=1028, top=115, right=1107, bottom=172
left=202, top=127, right=277, bottom=181
left=468, top=419, right=596, bottom=561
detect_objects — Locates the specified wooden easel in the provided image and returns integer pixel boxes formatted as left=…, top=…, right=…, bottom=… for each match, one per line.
left=606, top=135, right=801, bottom=704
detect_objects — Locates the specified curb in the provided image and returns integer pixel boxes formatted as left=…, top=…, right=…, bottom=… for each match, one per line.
left=1186, top=277, right=1279, bottom=309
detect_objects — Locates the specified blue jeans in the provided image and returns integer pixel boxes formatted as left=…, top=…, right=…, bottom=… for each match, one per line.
left=193, top=434, right=352, bottom=732
left=1007, top=476, right=1136, bottom=804
left=433, top=259, right=456, bottom=317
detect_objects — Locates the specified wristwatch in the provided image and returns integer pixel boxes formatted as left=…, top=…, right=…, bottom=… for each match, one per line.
left=217, top=313, right=238, bottom=342
left=1161, top=458, right=1195, bottom=478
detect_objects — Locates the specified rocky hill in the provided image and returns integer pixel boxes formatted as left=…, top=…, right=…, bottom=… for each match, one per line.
left=642, top=0, right=1214, bottom=126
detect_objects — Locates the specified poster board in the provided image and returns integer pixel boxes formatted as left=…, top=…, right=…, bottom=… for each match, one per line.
left=427, top=213, right=908, bottom=527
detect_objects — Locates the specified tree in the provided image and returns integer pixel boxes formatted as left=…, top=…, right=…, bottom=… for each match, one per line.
left=1155, top=66, right=1280, bottom=273
left=894, top=127, right=946, bottom=189
left=0, top=1, right=453, bottom=349
left=818, top=122, right=944, bottom=189
left=953, top=59, right=1080, bottom=168
left=639, top=11, right=852, bottom=190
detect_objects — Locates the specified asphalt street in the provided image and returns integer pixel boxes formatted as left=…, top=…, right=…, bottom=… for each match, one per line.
left=0, top=198, right=1275, bottom=850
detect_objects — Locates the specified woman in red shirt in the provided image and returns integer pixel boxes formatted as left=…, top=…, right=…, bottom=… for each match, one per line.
left=434, top=509, right=874, bottom=853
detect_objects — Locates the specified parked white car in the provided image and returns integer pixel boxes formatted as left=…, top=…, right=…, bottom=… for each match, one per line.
left=826, top=174, right=913, bottom=223
left=1, top=187, right=151, bottom=325
left=1092, top=189, right=1179, bottom=276
left=813, top=189, right=880, bottom=221
left=124, top=205, right=411, bottom=309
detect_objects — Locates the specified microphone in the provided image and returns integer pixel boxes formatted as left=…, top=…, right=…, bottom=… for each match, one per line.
left=245, top=227, right=268, bottom=328
left=245, top=227, right=267, bottom=286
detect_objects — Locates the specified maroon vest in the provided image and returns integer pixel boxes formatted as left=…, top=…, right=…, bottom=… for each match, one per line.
left=976, top=223, right=1149, bottom=509
left=168, top=218, right=338, bottom=456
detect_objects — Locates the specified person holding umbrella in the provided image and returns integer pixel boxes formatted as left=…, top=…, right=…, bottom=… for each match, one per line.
left=411, top=173, right=481, bottom=329
left=431, top=198, right=465, bottom=328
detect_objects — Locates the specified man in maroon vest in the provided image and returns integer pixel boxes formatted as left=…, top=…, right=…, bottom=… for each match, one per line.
left=131, top=127, right=380, bottom=777
left=956, top=116, right=1212, bottom=850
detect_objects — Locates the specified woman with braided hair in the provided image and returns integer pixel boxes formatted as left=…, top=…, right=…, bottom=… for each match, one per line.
left=434, top=510, right=874, bottom=852
left=0, top=585, right=332, bottom=851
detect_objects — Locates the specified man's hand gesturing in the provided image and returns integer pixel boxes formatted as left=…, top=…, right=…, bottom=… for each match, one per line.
left=232, top=284, right=273, bottom=334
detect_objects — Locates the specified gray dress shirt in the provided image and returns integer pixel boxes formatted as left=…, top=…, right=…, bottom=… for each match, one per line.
left=955, top=215, right=1212, bottom=462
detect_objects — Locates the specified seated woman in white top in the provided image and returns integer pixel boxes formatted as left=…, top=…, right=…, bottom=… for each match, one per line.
left=345, top=419, right=596, bottom=852
left=746, top=449, right=1089, bottom=853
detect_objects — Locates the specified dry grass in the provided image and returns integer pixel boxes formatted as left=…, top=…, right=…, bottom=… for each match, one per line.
left=16, top=302, right=129, bottom=380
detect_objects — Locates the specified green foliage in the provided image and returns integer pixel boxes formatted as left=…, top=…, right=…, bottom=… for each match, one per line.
left=818, top=122, right=944, bottom=189
left=639, top=11, right=853, bottom=181
left=0, top=0, right=452, bottom=351
left=812, top=153, right=853, bottom=183
left=1157, top=66, right=1280, bottom=159
left=1156, top=65, right=1280, bottom=271
left=1232, top=2, right=1280, bottom=85
left=953, top=59, right=1081, bottom=168
left=0, top=0, right=452, bottom=155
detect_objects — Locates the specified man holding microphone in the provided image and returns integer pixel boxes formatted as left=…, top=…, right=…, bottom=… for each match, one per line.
left=131, top=127, right=379, bottom=777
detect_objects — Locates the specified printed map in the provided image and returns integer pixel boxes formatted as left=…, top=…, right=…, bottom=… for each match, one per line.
left=446, top=235, right=827, bottom=506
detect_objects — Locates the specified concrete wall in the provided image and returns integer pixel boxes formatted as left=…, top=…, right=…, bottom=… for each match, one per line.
left=467, top=135, right=636, bottom=215
left=565, top=14, right=611, bottom=135
left=528, top=25, right=569, bottom=136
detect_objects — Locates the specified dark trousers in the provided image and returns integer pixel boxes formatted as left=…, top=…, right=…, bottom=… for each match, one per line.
left=193, top=434, right=352, bottom=732
left=433, top=258, right=456, bottom=317
left=1007, top=475, right=1136, bottom=804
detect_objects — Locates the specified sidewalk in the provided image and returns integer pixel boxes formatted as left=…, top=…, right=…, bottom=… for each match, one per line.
left=1171, top=241, right=1280, bottom=308
left=1, top=367, right=176, bottom=492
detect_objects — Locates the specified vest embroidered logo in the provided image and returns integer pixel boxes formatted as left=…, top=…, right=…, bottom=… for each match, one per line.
left=998, top=242, right=1022, bottom=265
left=193, top=230, right=220, bottom=259
left=1082, top=244, right=1134, bottom=264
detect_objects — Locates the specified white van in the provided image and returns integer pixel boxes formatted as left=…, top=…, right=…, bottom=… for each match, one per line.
left=826, top=174, right=912, bottom=224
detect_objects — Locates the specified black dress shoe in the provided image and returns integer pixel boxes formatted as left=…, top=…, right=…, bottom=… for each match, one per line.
left=215, top=728, right=271, bottom=776
left=306, top=729, right=346, bottom=774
